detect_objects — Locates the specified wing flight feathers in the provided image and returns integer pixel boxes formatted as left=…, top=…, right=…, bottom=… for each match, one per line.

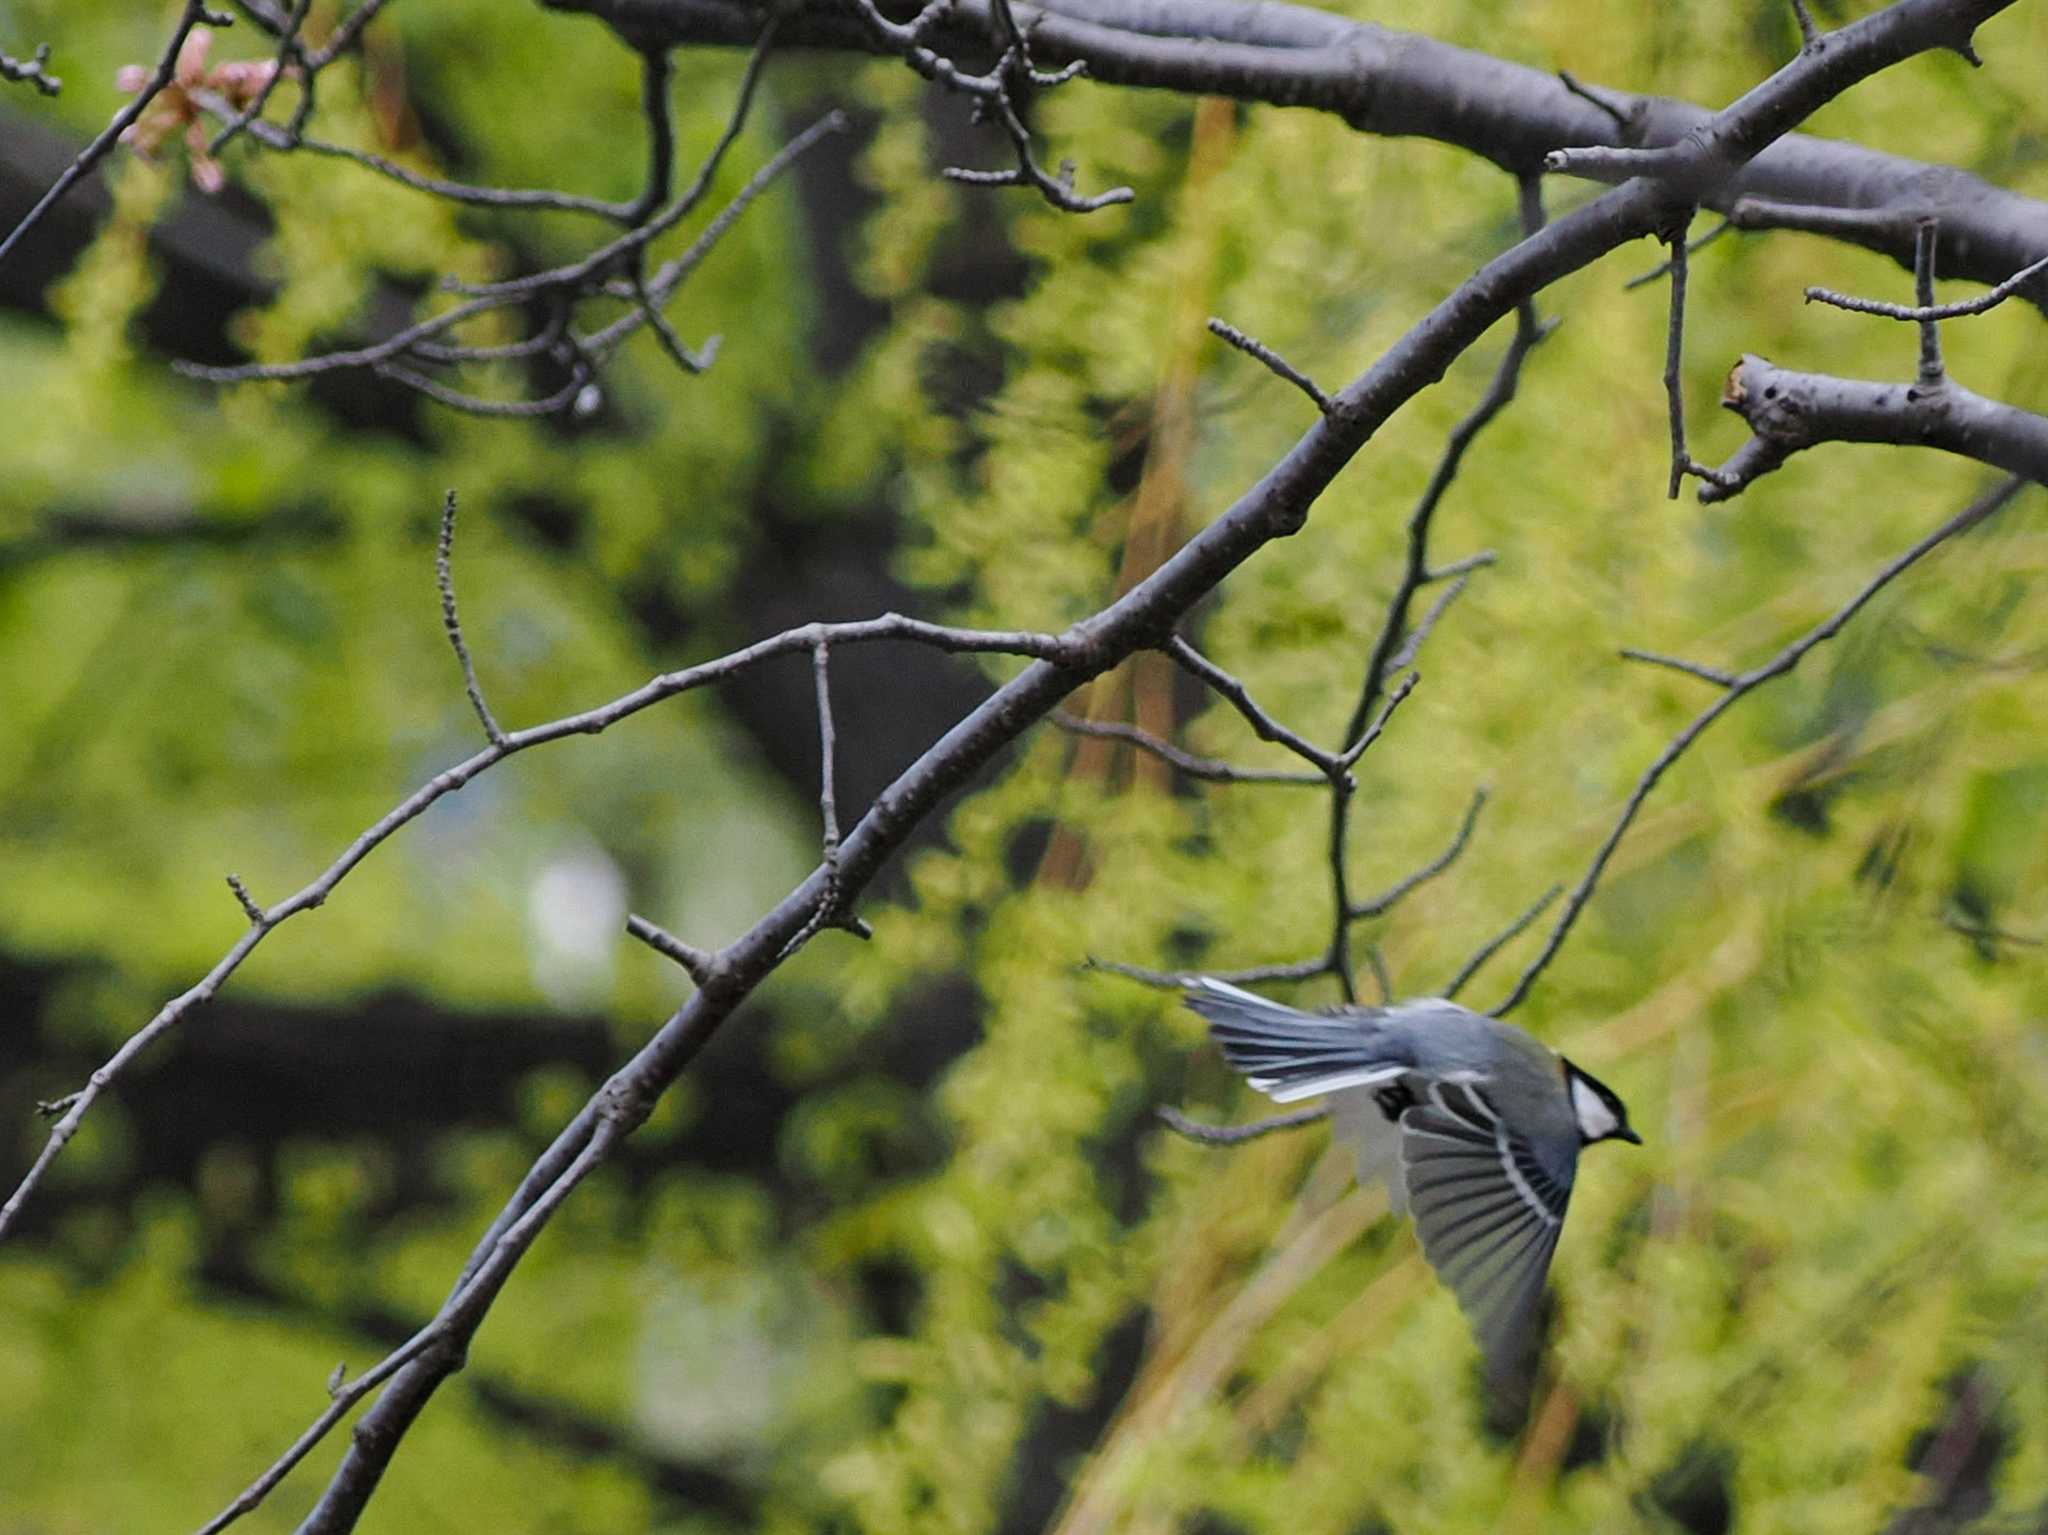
left=1399, top=1081, right=1575, bottom=1380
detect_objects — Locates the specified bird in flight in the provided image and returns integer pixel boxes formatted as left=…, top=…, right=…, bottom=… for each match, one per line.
left=1184, top=977, right=1640, bottom=1388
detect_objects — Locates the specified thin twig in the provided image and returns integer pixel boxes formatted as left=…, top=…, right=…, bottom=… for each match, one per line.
left=1624, top=216, right=1734, bottom=291
left=1664, top=210, right=1698, bottom=498
left=1336, top=669, right=1417, bottom=769
left=624, top=915, right=718, bottom=987
left=1493, top=474, right=2029, bottom=1016
left=1913, top=217, right=1944, bottom=384
left=1087, top=954, right=1334, bottom=989
left=1806, top=247, right=2048, bottom=323
left=1445, top=883, right=1561, bottom=1001
left=208, top=0, right=307, bottom=155
left=301, top=0, right=394, bottom=70
left=633, top=273, right=720, bottom=375
left=1157, top=1103, right=1330, bottom=1145
left=1343, top=173, right=1549, bottom=751
left=1619, top=648, right=1738, bottom=688
left=1049, top=713, right=1326, bottom=784
left=435, top=492, right=506, bottom=746
left=626, top=44, right=677, bottom=226
left=1349, top=787, right=1487, bottom=919
left=1321, top=172, right=1547, bottom=1004
left=269, top=131, right=638, bottom=219
left=375, top=359, right=593, bottom=419
left=1943, top=911, right=2045, bottom=949
left=658, top=18, right=781, bottom=230
left=1206, top=318, right=1331, bottom=414
left=1788, top=0, right=1821, bottom=47
left=179, top=41, right=826, bottom=414
left=225, top=873, right=267, bottom=925
left=2, top=42, right=61, bottom=96
left=814, top=639, right=843, bottom=884
left=955, top=0, right=1130, bottom=211
left=583, top=110, right=848, bottom=347
left=194, top=1325, right=449, bottom=1534
left=1164, top=636, right=1340, bottom=775
left=1423, top=550, right=1497, bottom=584
left=1556, top=70, right=1630, bottom=131
left=1381, top=573, right=1468, bottom=676
left=1365, top=944, right=1393, bottom=1003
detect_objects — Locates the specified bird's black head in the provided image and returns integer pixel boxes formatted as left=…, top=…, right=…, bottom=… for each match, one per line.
left=1562, top=1059, right=1641, bottom=1146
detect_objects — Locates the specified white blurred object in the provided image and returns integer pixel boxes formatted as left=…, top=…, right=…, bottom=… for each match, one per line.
left=525, top=842, right=627, bottom=1008
left=635, top=1266, right=854, bottom=1465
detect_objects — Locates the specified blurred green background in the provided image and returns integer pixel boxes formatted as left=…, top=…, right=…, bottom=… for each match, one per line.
left=3, top=0, right=2047, bottom=1530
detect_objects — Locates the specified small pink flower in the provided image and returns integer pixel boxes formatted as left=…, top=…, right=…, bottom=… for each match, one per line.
left=172, top=26, right=212, bottom=86
left=111, top=26, right=290, bottom=193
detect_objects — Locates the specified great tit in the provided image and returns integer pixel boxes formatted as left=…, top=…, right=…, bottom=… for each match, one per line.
left=1184, top=977, right=1640, bottom=1386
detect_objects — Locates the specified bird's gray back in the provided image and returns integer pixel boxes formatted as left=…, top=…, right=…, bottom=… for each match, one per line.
left=1367, top=999, right=1577, bottom=1149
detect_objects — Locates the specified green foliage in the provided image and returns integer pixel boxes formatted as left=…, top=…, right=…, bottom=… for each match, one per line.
left=4, top=0, right=2048, bottom=1531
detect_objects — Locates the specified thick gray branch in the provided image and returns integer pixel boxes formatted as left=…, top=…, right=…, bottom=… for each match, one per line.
left=543, top=0, right=2048, bottom=309
left=1702, top=353, right=2048, bottom=500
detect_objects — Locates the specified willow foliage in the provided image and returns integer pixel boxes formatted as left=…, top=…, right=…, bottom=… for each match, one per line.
left=2, top=0, right=2046, bottom=1531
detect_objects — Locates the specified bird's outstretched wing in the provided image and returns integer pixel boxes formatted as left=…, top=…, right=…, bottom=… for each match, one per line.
left=1399, top=1079, right=1574, bottom=1376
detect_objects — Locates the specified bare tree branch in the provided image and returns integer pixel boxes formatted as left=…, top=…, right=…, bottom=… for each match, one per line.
left=1913, top=217, right=1946, bottom=385
left=0, top=612, right=1076, bottom=1244
left=1700, top=355, right=2048, bottom=503
left=1659, top=210, right=1739, bottom=497
left=1493, top=474, right=2032, bottom=1016
left=553, top=0, right=2047, bottom=311
left=1317, top=171, right=1546, bottom=1000
left=1381, top=572, right=1472, bottom=678
left=849, top=0, right=1130, bottom=211
left=1555, top=70, right=1633, bottom=133
left=173, top=23, right=818, bottom=413
left=1342, top=173, right=1549, bottom=752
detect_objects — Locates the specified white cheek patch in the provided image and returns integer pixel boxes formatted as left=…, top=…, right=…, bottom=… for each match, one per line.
left=1570, top=1075, right=1620, bottom=1140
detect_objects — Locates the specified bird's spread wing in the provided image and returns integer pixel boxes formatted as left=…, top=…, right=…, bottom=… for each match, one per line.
left=1398, top=1078, right=1574, bottom=1374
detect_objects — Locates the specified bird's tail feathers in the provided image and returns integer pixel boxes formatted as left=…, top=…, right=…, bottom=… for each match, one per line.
left=1184, top=977, right=1405, bottom=1103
